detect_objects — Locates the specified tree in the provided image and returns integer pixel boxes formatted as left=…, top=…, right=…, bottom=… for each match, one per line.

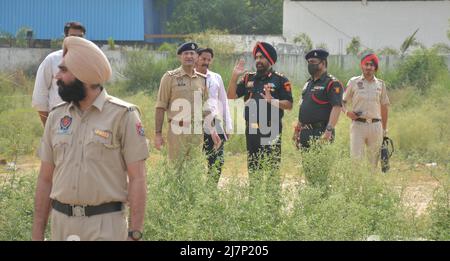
left=166, top=0, right=283, bottom=35
left=293, top=33, right=313, bottom=52
left=346, top=37, right=361, bottom=55
left=400, top=28, right=424, bottom=57
left=431, top=43, right=450, bottom=54
left=0, top=30, right=14, bottom=47
left=15, top=27, right=33, bottom=48
left=315, top=43, right=328, bottom=50
left=377, top=47, right=399, bottom=56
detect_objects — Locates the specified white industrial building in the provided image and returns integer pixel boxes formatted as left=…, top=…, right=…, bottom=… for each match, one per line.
left=283, top=0, right=450, bottom=54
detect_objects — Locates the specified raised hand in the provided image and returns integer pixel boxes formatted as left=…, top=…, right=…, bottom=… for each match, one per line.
left=232, top=58, right=246, bottom=76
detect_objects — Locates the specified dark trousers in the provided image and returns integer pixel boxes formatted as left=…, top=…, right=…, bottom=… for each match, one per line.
left=203, top=120, right=226, bottom=183
left=299, top=125, right=335, bottom=188
left=245, top=127, right=282, bottom=204
left=245, top=127, right=282, bottom=173
left=299, top=126, right=334, bottom=150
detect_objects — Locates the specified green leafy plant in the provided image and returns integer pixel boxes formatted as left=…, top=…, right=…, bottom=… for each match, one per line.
left=294, top=33, right=313, bottom=53
left=346, top=37, right=361, bottom=55
left=108, top=37, right=116, bottom=50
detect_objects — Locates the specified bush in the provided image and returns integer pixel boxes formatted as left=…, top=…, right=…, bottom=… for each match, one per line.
left=0, top=109, right=42, bottom=162
left=0, top=172, right=39, bottom=241
left=15, top=27, right=33, bottom=48
left=390, top=49, right=448, bottom=92
left=122, top=49, right=178, bottom=93
left=427, top=177, right=450, bottom=240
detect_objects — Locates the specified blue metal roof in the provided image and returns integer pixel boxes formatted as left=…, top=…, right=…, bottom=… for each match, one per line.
left=0, top=0, right=145, bottom=41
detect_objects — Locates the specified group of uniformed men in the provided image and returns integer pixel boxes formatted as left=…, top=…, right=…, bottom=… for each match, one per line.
left=31, top=22, right=389, bottom=241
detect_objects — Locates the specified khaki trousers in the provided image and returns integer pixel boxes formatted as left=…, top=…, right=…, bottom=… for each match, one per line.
left=167, top=122, right=203, bottom=161
left=50, top=209, right=127, bottom=241
left=350, top=121, right=383, bottom=167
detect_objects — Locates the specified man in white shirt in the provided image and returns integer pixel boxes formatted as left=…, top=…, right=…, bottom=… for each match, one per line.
left=32, top=21, right=86, bottom=126
left=195, top=48, right=233, bottom=182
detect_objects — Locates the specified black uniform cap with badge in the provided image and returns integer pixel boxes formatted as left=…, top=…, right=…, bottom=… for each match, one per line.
left=177, top=42, right=198, bottom=55
left=305, top=48, right=329, bottom=61
left=305, top=48, right=329, bottom=76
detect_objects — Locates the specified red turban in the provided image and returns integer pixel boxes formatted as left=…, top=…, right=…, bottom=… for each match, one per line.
left=361, top=53, right=379, bottom=71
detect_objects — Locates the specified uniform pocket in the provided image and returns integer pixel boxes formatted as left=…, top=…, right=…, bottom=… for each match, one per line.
left=370, top=88, right=382, bottom=102
left=85, top=129, right=114, bottom=161
left=52, top=135, right=72, bottom=166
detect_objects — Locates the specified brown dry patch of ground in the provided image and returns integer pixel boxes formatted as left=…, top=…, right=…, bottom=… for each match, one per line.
left=1, top=153, right=443, bottom=217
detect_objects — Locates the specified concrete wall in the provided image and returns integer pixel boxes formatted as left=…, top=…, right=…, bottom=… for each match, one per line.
left=239, top=53, right=403, bottom=82
left=1, top=47, right=449, bottom=83
left=0, top=47, right=168, bottom=82
left=283, top=0, right=450, bottom=54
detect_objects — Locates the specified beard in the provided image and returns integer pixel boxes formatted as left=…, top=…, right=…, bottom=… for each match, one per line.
left=256, top=62, right=270, bottom=74
left=57, top=78, right=86, bottom=104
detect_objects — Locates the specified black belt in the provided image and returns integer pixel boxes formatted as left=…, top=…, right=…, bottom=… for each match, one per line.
left=52, top=200, right=123, bottom=217
left=354, top=118, right=381, bottom=123
left=301, top=122, right=326, bottom=130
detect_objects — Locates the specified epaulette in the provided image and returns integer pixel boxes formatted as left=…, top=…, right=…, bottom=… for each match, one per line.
left=195, top=71, right=207, bottom=78
left=328, top=74, right=338, bottom=81
left=349, top=75, right=361, bottom=82
left=107, top=96, right=140, bottom=113
left=274, top=71, right=285, bottom=78
left=167, top=68, right=181, bottom=77
left=50, top=101, right=68, bottom=111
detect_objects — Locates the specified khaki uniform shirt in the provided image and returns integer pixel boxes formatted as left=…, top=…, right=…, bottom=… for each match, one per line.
left=344, top=75, right=390, bottom=120
left=155, top=66, right=208, bottom=160
left=155, top=66, right=208, bottom=124
left=38, top=89, right=149, bottom=205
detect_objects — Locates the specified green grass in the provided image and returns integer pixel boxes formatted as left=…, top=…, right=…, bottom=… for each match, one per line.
left=0, top=48, right=449, bottom=241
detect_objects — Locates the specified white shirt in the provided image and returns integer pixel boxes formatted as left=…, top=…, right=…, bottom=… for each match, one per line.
left=32, top=50, right=63, bottom=112
left=205, top=69, right=233, bottom=133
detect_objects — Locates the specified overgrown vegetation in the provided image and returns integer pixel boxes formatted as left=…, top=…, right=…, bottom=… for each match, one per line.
left=0, top=45, right=448, bottom=241
left=164, top=0, right=283, bottom=35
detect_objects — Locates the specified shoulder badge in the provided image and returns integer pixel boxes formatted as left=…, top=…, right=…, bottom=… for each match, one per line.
left=135, top=121, right=145, bottom=136
left=283, top=81, right=292, bottom=92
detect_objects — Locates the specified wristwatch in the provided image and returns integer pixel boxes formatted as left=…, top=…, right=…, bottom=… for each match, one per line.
left=325, top=125, right=334, bottom=132
left=128, top=230, right=143, bottom=241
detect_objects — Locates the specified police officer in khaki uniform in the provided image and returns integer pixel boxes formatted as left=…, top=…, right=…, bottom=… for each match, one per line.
left=32, top=37, right=149, bottom=241
left=154, top=42, right=220, bottom=162
left=343, top=53, right=390, bottom=168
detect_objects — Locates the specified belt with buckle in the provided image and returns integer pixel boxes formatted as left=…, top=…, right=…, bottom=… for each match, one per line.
left=354, top=118, right=381, bottom=123
left=301, top=122, right=326, bottom=130
left=52, top=200, right=123, bottom=217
